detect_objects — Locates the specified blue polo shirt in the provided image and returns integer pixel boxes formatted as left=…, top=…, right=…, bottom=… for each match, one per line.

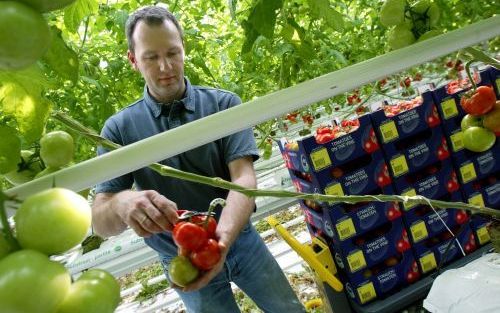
left=95, top=78, right=259, bottom=215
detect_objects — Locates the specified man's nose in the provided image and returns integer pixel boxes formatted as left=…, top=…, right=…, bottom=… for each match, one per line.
left=158, top=57, right=172, bottom=72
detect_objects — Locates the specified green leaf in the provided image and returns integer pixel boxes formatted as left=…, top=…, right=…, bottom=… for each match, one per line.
left=42, top=27, right=79, bottom=84
left=307, top=0, right=344, bottom=31
left=248, top=0, right=283, bottom=39
left=63, top=0, right=99, bottom=33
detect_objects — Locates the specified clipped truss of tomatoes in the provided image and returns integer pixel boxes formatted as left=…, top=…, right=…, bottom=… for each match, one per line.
left=460, top=85, right=496, bottom=116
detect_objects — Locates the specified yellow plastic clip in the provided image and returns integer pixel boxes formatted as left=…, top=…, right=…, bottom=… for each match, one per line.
left=267, top=216, right=343, bottom=291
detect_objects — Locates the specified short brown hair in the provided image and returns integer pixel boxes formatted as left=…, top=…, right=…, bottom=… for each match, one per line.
left=125, top=6, right=184, bottom=52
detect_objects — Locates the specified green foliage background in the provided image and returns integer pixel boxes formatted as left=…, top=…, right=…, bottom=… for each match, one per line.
left=0, top=0, right=499, bottom=168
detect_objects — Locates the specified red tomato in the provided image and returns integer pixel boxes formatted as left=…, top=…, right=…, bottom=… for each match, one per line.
left=460, top=86, right=496, bottom=116
left=190, top=239, right=221, bottom=271
left=190, top=215, right=217, bottom=239
left=173, top=222, right=208, bottom=251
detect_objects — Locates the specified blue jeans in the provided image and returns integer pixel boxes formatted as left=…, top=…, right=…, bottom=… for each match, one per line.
left=159, top=223, right=306, bottom=313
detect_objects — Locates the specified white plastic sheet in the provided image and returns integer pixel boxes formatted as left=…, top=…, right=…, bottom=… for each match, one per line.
left=424, top=253, right=500, bottom=313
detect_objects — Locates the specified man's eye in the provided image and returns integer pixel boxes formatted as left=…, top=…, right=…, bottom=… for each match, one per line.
left=145, top=55, right=157, bottom=60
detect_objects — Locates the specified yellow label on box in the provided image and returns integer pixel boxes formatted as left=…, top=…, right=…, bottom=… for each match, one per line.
left=336, top=218, right=356, bottom=241
left=357, top=282, right=377, bottom=304
left=310, top=148, right=332, bottom=171
left=460, top=163, right=477, bottom=184
left=440, top=98, right=458, bottom=119
left=347, top=249, right=367, bottom=272
left=390, top=155, right=409, bottom=177
left=325, top=183, right=344, bottom=197
left=420, top=253, right=437, bottom=274
left=476, top=226, right=491, bottom=245
left=450, top=131, right=464, bottom=152
left=402, top=189, right=418, bottom=211
left=468, top=194, right=485, bottom=207
left=380, top=120, right=399, bottom=143
left=411, top=221, right=429, bottom=243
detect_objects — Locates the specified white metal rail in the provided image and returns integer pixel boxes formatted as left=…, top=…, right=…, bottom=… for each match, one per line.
left=5, top=16, right=500, bottom=204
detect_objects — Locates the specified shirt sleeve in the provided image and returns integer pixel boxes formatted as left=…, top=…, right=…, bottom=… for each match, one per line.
left=221, top=93, right=260, bottom=164
left=94, top=117, right=134, bottom=194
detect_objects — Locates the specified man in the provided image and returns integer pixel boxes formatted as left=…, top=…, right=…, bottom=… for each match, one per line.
left=92, top=5, right=305, bottom=313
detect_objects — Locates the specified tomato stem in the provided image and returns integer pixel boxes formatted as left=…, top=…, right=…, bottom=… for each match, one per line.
left=464, top=59, right=477, bottom=91
left=52, top=111, right=500, bottom=219
left=0, top=191, right=21, bottom=252
left=205, top=198, right=225, bottom=228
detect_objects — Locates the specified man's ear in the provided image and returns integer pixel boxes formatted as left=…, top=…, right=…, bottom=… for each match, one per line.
left=127, top=51, right=138, bottom=71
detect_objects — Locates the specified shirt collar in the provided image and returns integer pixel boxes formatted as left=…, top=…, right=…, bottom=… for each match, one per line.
left=143, top=78, right=195, bottom=118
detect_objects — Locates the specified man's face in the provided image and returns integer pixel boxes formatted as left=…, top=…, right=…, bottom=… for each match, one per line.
left=128, top=19, right=185, bottom=103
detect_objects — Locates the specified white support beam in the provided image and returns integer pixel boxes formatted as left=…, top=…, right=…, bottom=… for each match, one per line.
left=6, top=16, right=500, bottom=203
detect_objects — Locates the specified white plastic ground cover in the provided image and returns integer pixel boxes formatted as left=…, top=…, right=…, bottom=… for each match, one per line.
left=423, top=253, right=500, bottom=313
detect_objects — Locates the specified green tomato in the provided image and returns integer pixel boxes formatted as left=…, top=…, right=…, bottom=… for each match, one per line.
left=40, top=130, right=74, bottom=168
left=462, top=126, right=496, bottom=153
left=412, top=0, right=440, bottom=27
left=168, top=255, right=199, bottom=287
left=388, top=24, right=416, bottom=50
left=4, top=150, right=43, bottom=185
left=79, top=269, right=121, bottom=307
left=461, top=114, right=483, bottom=131
left=0, top=125, right=21, bottom=174
left=0, top=1, right=50, bottom=70
left=14, top=188, right=91, bottom=255
left=0, top=249, right=71, bottom=313
left=380, top=0, right=406, bottom=27
left=15, top=0, right=76, bottom=12
left=57, top=269, right=121, bottom=313
left=417, top=29, right=442, bottom=41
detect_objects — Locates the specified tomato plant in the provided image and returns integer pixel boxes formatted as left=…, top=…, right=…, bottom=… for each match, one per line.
left=380, top=0, right=406, bottom=27
left=0, top=249, right=71, bottom=313
left=39, top=130, right=74, bottom=169
left=14, top=188, right=92, bottom=255
left=56, top=269, right=121, bottom=313
left=168, top=255, right=200, bottom=287
left=0, top=1, right=50, bottom=70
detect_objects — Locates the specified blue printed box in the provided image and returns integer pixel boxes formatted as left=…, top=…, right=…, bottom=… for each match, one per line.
left=327, top=218, right=412, bottom=276
left=279, top=114, right=379, bottom=174
left=344, top=250, right=420, bottom=306
left=452, top=141, right=500, bottom=185
left=370, top=91, right=441, bottom=149
left=301, top=199, right=403, bottom=242
left=461, top=171, right=500, bottom=209
left=413, top=224, right=476, bottom=275
left=382, top=126, right=450, bottom=179
left=488, top=66, right=500, bottom=98
left=289, top=150, right=394, bottom=197
left=402, top=191, right=469, bottom=245
left=469, top=215, right=492, bottom=247
left=392, top=159, right=460, bottom=197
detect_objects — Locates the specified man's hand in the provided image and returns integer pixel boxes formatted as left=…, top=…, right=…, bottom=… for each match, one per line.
left=113, top=190, right=179, bottom=237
